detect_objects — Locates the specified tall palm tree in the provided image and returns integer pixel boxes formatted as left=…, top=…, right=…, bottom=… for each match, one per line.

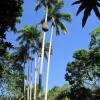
left=17, top=25, right=41, bottom=100
left=38, top=1, right=72, bottom=100
left=16, top=25, right=50, bottom=100
left=35, top=0, right=49, bottom=100
left=35, top=0, right=62, bottom=99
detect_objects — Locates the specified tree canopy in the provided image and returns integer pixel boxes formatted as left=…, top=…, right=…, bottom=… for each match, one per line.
left=65, top=32, right=100, bottom=100
left=0, top=0, right=23, bottom=35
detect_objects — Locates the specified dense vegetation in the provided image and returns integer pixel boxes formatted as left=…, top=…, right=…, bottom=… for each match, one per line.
left=65, top=31, right=100, bottom=100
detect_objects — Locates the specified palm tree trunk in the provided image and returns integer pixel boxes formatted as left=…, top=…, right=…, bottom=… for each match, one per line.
left=27, top=62, right=30, bottom=100
left=9, top=97, right=11, bottom=100
left=30, top=60, right=32, bottom=100
left=29, top=80, right=32, bottom=100
left=38, top=32, right=46, bottom=100
left=38, top=5, right=48, bottom=100
left=27, top=86, right=29, bottom=100
left=45, top=6, right=48, bottom=23
left=45, top=25, right=54, bottom=100
left=34, top=57, right=38, bottom=100
left=24, top=62, right=26, bottom=100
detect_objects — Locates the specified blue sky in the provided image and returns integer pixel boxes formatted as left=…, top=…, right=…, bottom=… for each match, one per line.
left=7, top=0, right=100, bottom=90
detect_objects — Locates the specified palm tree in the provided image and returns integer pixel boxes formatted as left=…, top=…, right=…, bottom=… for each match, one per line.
left=35, top=0, right=49, bottom=100
left=40, top=1, right=71, bottom=100
left=35, top=0, right=62, bottom=99
left=17, top=25, right=41, bottom=100
left=72, top=0, right=100, bottom=27
left=34, top=41, right=50, bottom=100
left=17, top=25, right=50, bottom=100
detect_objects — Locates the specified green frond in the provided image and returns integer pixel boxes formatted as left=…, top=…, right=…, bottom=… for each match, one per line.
left=16, top=33, right=24, bottom=41
left=48, top=0, right=64, bottom=15
left=35, top=0, right=44, bottom=11
left=35, top=0, right=63, bottom=11
left=91, top=27, right=100, bottom=36
left=59, top=13, right=72, bottom=22
left=17, top=25, right=41, bottom=45
left=52, top=17, right=56, bottom=26
left=56, top=25, right=60, bottom=36
left=58, top=20, right=68, bottom=34
left=54, top=0, right=64, bottom=10
left=22, top=25, right=29, bottom=30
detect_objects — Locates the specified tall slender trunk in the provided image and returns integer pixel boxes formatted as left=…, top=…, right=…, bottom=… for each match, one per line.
left=45, top=25, right=54, bottom=100
left=38, top=5, right=48, bottom=100
left=27, top=61, right=30, bottom=100
left=24, top=62, right=26, bottom=100
left=27, top=86, right=29, bottom=100
left=38, top=31, right=46, bottom=100
left=9, top=97, right=11, bottom=100
left=30, top=59, right=32, bottom=100
left=34, top=57, right=38, bottom=100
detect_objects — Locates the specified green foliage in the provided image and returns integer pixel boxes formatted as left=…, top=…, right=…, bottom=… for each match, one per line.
left=0, top=0, right=23, bottom=34
left=65, top=31, right=100, bottom=100
left=16, top=25, right=42, bottom=61
left=0, top=52, right=24, bottom=99
left=0, top=0, right=23, bottom=66
left=91, top=26, right=100, bottom=36
left=48, top=85, right=70, bottom=100
left=23, top=84, right=70, bottom=100
left=17, top=25, right=50, bottom=60
left=35, top=0, right=63, bottom=11
left=23, top=84, right=44, bottom=100
left=72, top=0, right=100, bottom=27
left=0, top=34, right=13, bottom=56
left=0, top=1, right=23, bottom=85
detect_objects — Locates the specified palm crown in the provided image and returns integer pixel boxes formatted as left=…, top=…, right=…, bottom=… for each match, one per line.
left=72, top=0, right=100, bottom=27
left=39, top=1, right=71, bottom=35
left=16, top=25, right=49, bottom=61
left=35, top=0, right=61, bottom=11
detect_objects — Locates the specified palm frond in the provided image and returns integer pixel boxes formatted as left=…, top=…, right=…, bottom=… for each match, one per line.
left=72, top=0, right=100, bottom=27
left=56, top=24, right=60, bottom=36
left=91, top=27, right=100, bottom=36
left=72, top=0, right=82, bottom=5
left=76, top=3, right=86, bottom=15
left=48, top=0, right=64, bottom=16
left=93, top=5, right=100, bottom=19
left=58, top=20, right=68, bottom=34
left=82, top=7, right=92, bottom=27
left=35, top=0, right=44, bottom=11
left=58, top=13, right=72, bottom=22
left=35, top=0, right=63, bottom=11
left=96, top=2, right=100, bottom=7
left=17, top=25, right=41, bottom=46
